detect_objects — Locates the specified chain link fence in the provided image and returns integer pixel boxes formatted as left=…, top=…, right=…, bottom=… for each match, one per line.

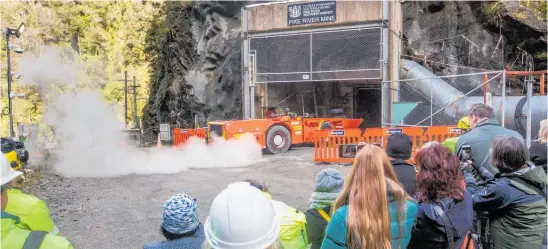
left=249, top=26, right=382, bottom=83
left=385, top=70, right=506, bottom=127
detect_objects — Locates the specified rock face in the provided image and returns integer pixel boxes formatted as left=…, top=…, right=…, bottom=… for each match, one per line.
left=403, top=1, right=546, bottom=73
left=142, top=1, right=547, bottom=137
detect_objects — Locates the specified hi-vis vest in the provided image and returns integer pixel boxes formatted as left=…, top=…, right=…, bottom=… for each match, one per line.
left=5, top=188, right=60, bottom=235
left=271, top=200, right=308, bottom=249
left=1, top=212, right=73, bottom=249
left=441, top=137, right=458, bottom=154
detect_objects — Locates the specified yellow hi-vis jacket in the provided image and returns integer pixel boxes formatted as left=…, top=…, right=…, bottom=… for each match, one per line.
left=441, top=137, right=458, bottom=154
left=1, top=212, right=73, bottom=249
left=5, top=188, right=60, bottom=235
left=263, top=192, right=308, bottom=249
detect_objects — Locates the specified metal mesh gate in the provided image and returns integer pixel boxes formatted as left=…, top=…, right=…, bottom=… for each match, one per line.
left=250, top=26, right=382, bottom=83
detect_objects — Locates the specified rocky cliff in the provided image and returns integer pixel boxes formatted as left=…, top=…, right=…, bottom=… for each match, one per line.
left=141, top=1, right=547, bottom=136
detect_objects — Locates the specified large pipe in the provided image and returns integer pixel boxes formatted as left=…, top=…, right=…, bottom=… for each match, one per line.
left=400, top=59, right=465, bottom=118
left=400, top=59, right=548, bottom=136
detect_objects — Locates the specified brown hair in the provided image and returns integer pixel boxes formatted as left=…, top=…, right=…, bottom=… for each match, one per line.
left=468, top=103, right=494, bottom=119
left=332, top=144, right=411, bottom=249
left=414, top=144, right=465, bottom=202
left=491, top=136, right=529, bottom=173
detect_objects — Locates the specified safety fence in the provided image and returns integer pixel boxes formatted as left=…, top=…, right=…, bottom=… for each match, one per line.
left=385, top=69, right=506, bottom=127
left=172, top=128, right=207, bottom=147
left=313, top=126, right=460, bottom=164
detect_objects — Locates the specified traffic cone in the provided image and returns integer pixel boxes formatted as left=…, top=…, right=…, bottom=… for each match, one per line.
left=157, top=133, right=162, bottom=148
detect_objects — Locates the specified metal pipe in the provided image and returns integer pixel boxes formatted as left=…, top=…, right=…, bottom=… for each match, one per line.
left=5, top=32, right=14, bottom=138
left=124, top=71, right=128, bottom=128
left=242, top=7, right=250, bottom=119
left=502, top=70, right=506, bottom=127
left=381, top=0, right=390, bottom=126
left=526, top=79, right=533, bottom=147
left=400, top=59, right=465, bottom=118
left=541, top=73, right=545, bottom=95
left=400, top=60, right=547, bottom=137
left=133, top=76, right=139, bottom=129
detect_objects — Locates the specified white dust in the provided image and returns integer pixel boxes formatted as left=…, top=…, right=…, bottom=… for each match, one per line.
left=18, top=46, right=262, bottom=178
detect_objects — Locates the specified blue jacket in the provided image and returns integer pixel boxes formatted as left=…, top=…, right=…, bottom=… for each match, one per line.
left=321, top=198, right=418, bottom=249
left=143, top=225, right=205, bottom=249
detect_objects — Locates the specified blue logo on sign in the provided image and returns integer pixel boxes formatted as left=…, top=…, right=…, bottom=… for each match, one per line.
left=331, top=130, right=345, bottom=136
left=182, top=129, right=188, bottom=133
left=449, top=128, right=461, bottom=133
left=387, top=128, right=403, bottom=134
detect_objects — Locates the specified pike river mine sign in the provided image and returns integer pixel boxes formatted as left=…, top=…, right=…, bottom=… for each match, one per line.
left=288, top=1, right=336, bottom=26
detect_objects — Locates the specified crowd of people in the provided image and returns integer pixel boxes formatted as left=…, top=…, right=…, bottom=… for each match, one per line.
left=1, top=103, right=547, bottom=249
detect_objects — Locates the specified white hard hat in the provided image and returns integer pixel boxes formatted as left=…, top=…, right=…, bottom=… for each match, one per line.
left=204, top=182, right=280, bottom=249
left=1, top=155, right=22, bottom=186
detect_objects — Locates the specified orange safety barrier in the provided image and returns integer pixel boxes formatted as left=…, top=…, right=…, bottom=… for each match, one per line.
left=173, top=128, right=207, bottom=147
left=313, top=126, right=458, bottom=164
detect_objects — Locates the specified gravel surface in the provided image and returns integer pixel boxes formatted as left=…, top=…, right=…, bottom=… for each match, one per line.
left=30, top=147, right=351, bottom=249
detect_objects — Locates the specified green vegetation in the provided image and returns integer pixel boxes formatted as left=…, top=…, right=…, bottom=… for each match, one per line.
left=1, top=1, right=165, bottom=137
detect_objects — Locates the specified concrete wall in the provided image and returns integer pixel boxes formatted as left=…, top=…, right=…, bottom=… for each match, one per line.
left=247, top=1, right=382, bottom=33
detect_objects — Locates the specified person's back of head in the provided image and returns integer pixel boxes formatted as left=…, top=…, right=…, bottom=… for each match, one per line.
left=161, top=193, right=200, bottom=240
left=414, top=144, right=464, bottom=203
left=332, top=144, right=410, bottom=248
left=491, top=136, right=529, bottom=174
left=386, top=132, right=413, bottom=160
left=204, top=182, right=281, bottom=249
left=467, top=104, right=494, bottom=129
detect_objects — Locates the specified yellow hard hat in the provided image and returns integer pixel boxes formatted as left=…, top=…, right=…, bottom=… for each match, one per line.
left=457, top=116, right=470, bottom=130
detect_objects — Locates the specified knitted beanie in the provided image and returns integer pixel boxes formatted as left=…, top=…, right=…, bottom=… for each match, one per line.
left=315, top=168, right=344, bottom=193
left=161, top=193, right=199, bottom=235
left=386, top=132, right=413, bottom=160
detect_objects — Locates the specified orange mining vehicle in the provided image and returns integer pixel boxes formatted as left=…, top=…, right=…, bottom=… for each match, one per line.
left=207, top=116, right=362, bottom=154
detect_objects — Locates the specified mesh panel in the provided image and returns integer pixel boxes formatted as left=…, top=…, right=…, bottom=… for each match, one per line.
left=250, top=27, right=382, bottom=83
left=390, top=71, right=505, bottom=126
left=312, top=28, right=381, bottom=72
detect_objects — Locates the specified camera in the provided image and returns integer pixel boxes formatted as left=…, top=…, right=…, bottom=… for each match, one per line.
left=460, top=145, right=472, bottom=163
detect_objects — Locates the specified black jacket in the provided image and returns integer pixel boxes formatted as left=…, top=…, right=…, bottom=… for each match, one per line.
left=390, top=159, right=417, bottom=196
left=305, top=206, right=331, bottom=249
left=408, top=193, right=474, bottom=249
left=530, top=140, right=547, bottom=172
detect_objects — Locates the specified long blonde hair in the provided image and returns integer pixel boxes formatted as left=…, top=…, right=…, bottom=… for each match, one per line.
left=332, top=144, right=411, bottom=249
left=539, top=119, right=548, bottom=143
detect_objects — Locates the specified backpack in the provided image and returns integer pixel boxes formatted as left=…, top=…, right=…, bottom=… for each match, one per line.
left=430, top=203, right=481, bottom=249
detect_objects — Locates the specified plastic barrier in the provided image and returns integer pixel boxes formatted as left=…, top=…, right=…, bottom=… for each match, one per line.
left=173, top=128, right=207, bottom=147
left=313, top=126, right=457, bottom=164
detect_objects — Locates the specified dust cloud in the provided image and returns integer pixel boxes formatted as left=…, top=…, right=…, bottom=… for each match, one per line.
left=18, top=46, right=262, bottom=178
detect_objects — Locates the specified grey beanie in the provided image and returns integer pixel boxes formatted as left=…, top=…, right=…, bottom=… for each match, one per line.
left=315, top=168, right=344, bottom=193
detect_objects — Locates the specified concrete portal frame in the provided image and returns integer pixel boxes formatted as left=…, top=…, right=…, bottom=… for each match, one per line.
left=241, top=0, right=397, bottom=121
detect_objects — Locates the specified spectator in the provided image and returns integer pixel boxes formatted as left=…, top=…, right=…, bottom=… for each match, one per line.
left=456, top=103, right=524, bottom=182
left=321, top=144, right=418, bottom=249
left=422, top=141, right=440, bottom=149
left=0, top=149, right=60, bottom=235
left=1, top=156, right=74, bottom=249
left=244, top=179, right=308, bottom=249
left=386, top=132, right=417, bottom=195
left=143, top=193, right=204, bottom=249
left=305, top=168, right=344, bottom=249
left=203, top=182, right=283, bottom=249
left=408, top=144, right=476, bottom=249
left=441, top=116, right=471, bottom=154
left=464, top=136, right=547, bottom=249
left=529, top=119, right=547, bottom=172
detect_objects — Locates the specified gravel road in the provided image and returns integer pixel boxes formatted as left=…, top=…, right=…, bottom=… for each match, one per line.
left=29, top=147, right=350, bottom=249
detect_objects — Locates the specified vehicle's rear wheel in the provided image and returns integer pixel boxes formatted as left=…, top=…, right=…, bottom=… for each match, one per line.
left=265, top=125, right=291, bottom=154
left=319, top=121, right=334, bottom=130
